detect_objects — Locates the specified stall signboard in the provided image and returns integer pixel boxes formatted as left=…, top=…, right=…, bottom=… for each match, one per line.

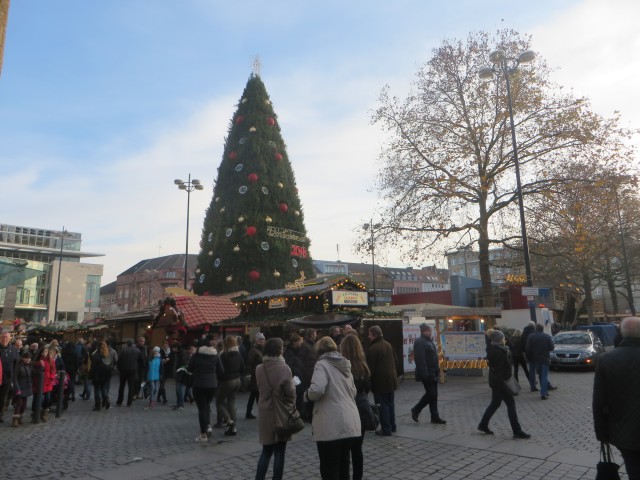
left=402, top=324, right=422, bottom=373
left=331, top=290, right=368, bottom=306
left=441, top=331, right=487, bottom=360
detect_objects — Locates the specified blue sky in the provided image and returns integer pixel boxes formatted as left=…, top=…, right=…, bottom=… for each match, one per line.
left=1, top=0, right=638, bottom=284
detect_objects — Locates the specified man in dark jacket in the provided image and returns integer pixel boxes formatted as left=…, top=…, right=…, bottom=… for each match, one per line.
left=366, top=325, right=398, bottom=436
left=525, top=324, right=556, bottom=399
left=411, top=324, right=446, bottom=425
left=0, top=331, right=18, bottom=422
left=593, top=316, right=640, bottom=479
left=116, top=339, right=141, bottom=406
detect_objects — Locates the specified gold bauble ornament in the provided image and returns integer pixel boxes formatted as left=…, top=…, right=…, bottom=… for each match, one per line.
left=215, top=197, right=220, bottom=202
left=233, top=245, right=240, bottom=252
left=294, top=210, right=300, bottom=216
left=249, top=126, right=257, bottom=133
left=277, top=182, right=284, bottom=188
left=238, top=216, right=245, bottom=223
left=220, top=207, right=225, bottom=213
left=226, top=276, right=233, bottom=282
left=265, top=216, right=272, bottom=224
left=208, top=251, right=213, bottom=256
left=273, top=270, right=281, bottom=278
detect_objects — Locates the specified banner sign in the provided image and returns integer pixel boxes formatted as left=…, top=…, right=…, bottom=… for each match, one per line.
left=331, top=290, right=368, bottom=306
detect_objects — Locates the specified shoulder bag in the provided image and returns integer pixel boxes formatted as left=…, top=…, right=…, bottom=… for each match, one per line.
left=264, top=364, right=305, bottom=437
left=596, top=442, right=620, bottom=480
left=355, top=392, right=379, bottom=431
left=504, top=376, right=521, bottom=396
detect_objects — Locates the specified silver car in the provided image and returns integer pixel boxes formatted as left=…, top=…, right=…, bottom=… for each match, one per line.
left=550, top=331, right=604, bottom=369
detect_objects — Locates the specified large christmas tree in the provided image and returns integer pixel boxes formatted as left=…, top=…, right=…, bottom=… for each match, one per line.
left=193, top=73, right=315, bottom=295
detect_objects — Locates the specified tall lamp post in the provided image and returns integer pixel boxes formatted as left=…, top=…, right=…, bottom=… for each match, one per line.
left=174, top=174, right=204, bottom=290
left=363, top=220, right=381, bottom=306
left=52, top=227, right=68, bottom=324
left=479, top=48, right=537, bottom=324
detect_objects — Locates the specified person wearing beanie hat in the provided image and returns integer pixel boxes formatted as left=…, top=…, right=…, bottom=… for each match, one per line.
left=478, top=329, right=530, bottom=439
left=246, top=333, right=266, bottom=418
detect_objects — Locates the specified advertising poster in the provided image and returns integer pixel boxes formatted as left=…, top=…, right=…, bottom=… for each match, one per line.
left=402, top=324, right=422, bottom=373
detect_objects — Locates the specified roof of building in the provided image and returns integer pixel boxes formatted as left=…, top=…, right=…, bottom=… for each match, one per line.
left=118, top=254, right=198, bottom=277
left=240, top=274, right=367, bottom=301
left=175, top=294, right=240, bottom=327
left=99, top=281, right=117, bottom=295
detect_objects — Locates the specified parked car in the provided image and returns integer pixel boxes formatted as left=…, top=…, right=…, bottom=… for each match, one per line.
left=550, top=331, right=604, bottom=369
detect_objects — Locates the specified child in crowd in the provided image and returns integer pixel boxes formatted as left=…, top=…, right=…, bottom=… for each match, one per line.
left=11, top=350, right=33, bottom=427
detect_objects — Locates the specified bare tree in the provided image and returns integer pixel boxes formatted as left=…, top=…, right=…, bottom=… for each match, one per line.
left=361, top=29, right=633, bottom=306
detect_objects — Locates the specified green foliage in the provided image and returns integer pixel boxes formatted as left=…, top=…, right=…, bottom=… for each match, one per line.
left=193, top=75, right=315, bottom=294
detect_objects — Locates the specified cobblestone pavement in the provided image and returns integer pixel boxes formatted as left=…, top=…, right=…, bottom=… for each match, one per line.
left=0, top=369, right=630, bottom=479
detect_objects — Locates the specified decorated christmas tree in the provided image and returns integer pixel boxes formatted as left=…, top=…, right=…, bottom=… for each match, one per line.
left=193, top=73, right=315, bottom=295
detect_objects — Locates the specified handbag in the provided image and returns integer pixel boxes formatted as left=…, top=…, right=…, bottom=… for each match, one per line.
left=355, top=392, right=379, bottom=431
left=504, top=376, right=521, bottom=396
left=264, top=364, right=305, bottom=437
left=596, top=442, right=621, bottom=480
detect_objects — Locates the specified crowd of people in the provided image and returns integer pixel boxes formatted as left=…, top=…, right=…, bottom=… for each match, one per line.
left=1, top=315, right=639, bottom=480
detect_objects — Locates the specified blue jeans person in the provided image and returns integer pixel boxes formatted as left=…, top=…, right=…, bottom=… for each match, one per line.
left=255, top=441, right=287, bottom=480
left=529, top=363, right=550, bottom=398
left=175, top=381, right=186, bottom=408
left=373, top=392, right=396, bottom=434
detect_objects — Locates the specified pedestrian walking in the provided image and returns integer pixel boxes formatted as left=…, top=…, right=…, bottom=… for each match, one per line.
left=478, top=330, right=531, bottom=439
left=254, top=338, right=297, bottom=480
left=410, top=323, right=446, bottom=425
left=593, top=316, right=640, bottom=479
left=525, top=323, right=557, bottom=399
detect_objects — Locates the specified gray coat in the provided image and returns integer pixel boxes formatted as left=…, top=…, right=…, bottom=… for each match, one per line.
left=256, top=356, right=296, bottom=445
left=306, top=352, right=360, bottom=442
left=526, top=331, right=554, bottom=364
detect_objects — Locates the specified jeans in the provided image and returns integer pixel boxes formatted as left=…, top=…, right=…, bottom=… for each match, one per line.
left=413, top=379, right=440, bottom=419
left=479, top=384, right=523, bottom=435
left=255, top=441, right=287, bottom=480
left=175, top=381, right=186, bottom=408
left=513, top=355, right=530, bottom=382
left=317, top=437, right=355, bottom=480
left=94, top=379, right=111, bottom=407
left=117, top=370, right=137, bottom=405
left=216, top=378, right=240, bottom=423
left=373, top=392, right=396, bottom=434
left=193, top=387, right=216, bottom=434
left=149, top=380, right=159, bottom=402
left=529, top=362, right=550, bottom=397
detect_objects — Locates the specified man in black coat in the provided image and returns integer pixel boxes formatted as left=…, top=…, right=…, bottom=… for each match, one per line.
left=410, top=324, right=446, bottom=425
left=116, top=339, right=141, bottom=406
left=0, top=331, right=18, bottom=422
left=525, top=324, right=556, bottom=399
left=593, top=316, right=640, bottom=479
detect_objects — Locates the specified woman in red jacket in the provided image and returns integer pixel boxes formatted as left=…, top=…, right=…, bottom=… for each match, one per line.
left=33, top=345, right=56, bottom=422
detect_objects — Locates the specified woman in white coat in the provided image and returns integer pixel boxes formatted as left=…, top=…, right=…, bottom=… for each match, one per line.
left=305, top=336, right=361, bottom=480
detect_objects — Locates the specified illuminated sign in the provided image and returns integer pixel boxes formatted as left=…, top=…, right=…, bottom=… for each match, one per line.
left=331, top=290, right=368, bottom=306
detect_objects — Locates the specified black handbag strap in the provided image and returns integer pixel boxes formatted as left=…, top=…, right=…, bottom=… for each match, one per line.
left=600, top=442, right=614, bottom=463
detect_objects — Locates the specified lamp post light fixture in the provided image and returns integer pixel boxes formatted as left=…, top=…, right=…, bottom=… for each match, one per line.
left=479, top=48, right=537, bottom=324
left=174, top=174, right=204, bottom=290
left=363, top=220, right=382, bottom=306
left=52, top=227, right=68, bottom=324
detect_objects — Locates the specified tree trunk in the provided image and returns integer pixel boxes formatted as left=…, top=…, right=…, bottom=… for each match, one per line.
left=478, top=215, right=493, bottom=308
left=581, top=269, right=594, bottom=324
left=606, top=279, right=619, bottom=316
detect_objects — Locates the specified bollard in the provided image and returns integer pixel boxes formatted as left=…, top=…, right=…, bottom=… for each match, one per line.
left=32, top=365, right=44, bottom=425
left=55, top=370, right=65, bottom=418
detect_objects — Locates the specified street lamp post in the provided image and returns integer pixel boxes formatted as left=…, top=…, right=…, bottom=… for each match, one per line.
left=174, top=174, right=204, bottom=290
left=363, top=220, right=381, bottom=306
left=480, top=48, right=537, bottom=324
left=52, top=227, right=67, bottom=324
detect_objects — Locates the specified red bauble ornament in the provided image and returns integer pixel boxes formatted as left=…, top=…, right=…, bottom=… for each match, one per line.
left=235, top=115, right=244, bottom=125
left=274, top=153, right=283, bottom=161
left=247, top=173, right=259, bottom=183
left=249, top=270, right=260, bottom=281
left=246, top=226, right=257, bottom=236
left=266, top=117, right=276, bottom=126
left=228, top=151, right=237, bottom=161
left=279, top=203, right=289, bottom=213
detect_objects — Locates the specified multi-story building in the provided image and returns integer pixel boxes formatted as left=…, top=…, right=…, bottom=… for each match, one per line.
left=446, top=247, right=523, bottom=284
left=101, top=254, right=198, bottom=316
left=313, top=260, right=393, bottom=306
left=0, top=223, right=103, bottom=326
